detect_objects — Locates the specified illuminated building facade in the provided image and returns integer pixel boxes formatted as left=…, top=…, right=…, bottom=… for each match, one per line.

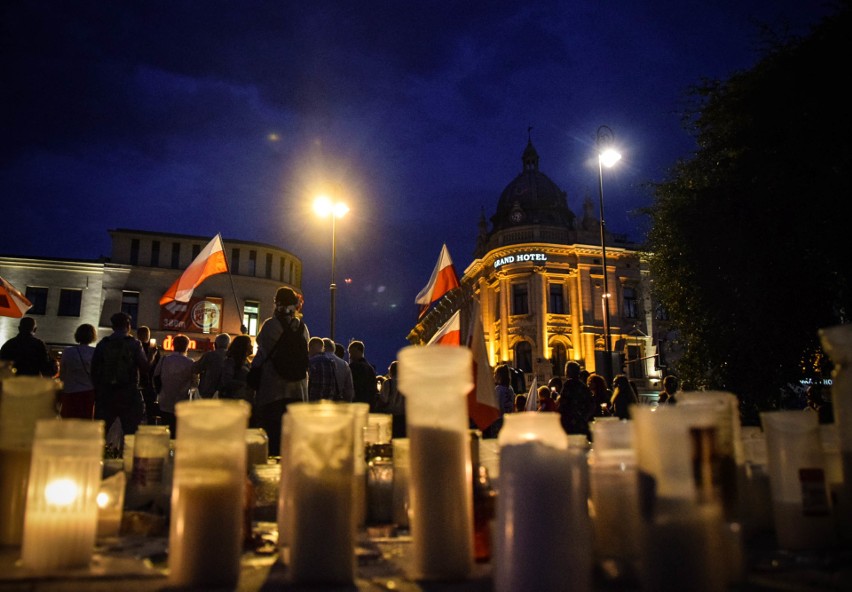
left=408, top=140, right=666, bottom=392
left=0, top=229, right=301, bottom=356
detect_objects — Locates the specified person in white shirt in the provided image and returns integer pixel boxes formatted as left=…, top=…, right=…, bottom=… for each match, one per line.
left=58, top=323, right=97, bottom=419
left=153, top=334, right=196, bottom=438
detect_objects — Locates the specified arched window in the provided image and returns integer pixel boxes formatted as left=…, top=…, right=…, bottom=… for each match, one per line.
left=514, top=341, right=533, bottom=373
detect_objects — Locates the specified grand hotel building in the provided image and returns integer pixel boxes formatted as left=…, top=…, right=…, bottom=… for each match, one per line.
left=0, top=229, right=301, bottom=356
left=408, top=140, right=672, bottom=392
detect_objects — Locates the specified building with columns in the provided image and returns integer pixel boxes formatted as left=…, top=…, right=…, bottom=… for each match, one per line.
left=408, top=140, right=668, bottom=392
left=0, top=229, right=302, bottom=357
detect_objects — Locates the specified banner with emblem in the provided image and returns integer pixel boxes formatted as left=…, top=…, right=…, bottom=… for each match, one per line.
left=159, top=296, right=223, bottom=333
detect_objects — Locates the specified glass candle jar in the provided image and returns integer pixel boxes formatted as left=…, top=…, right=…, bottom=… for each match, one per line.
left=494, top=413, right=591, bottom=592
left=397, top=345, right=474, bottom=581
left=168, top=399, right=250, bottom=588
left=286, top=401, right=356, bottom=584
left=0, top=376, right=60, bottom=545
left=21, top=419, right=104, bottom=571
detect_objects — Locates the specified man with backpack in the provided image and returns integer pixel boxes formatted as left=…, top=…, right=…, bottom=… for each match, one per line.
left=91, top=312, right=149, bottom=437
left=250, top=287, right=310, bottom=456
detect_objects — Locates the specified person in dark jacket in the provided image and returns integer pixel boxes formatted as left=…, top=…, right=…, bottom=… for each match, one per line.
left=610, top=374, right=640, bottom=419
left=558, top=361, right=594, bottom=437
left=348, top=340, right=378, bottom=408
left=0, top=316, right=57, bottom=377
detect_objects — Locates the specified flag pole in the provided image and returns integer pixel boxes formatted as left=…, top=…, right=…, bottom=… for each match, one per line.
left=220, top=233, right=248, bottom=334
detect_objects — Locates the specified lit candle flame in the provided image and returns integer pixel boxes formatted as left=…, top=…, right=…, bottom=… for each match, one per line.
left=96, top=491, right=111, bottom=509
left=44, top=479, right=80, bottom=506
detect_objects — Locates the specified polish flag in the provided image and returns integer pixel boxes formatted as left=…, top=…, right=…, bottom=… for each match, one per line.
left=415, top=243, right=460, bottom=319
left=427, top=310, right=461, bottom=346
left=159, top=234, right=229, bottom=305
left=466, top=301, right=501, bottom=430
left=0, top=275, right=33, bottom=318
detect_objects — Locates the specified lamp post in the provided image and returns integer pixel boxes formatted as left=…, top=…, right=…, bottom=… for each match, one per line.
left=596, top=125, right=621, bottom=385
left=313, top=195, right=349, bottom=342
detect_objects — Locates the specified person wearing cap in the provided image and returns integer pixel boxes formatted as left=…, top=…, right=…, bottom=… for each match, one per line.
left=250, top=287, right=310, bottom=455
left=192, top=332, right=231, bottom=398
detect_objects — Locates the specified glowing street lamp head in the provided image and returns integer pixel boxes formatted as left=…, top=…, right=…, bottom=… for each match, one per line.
left=313, top=195, right=349, bottom=219
left=599, top=148, right=621, bottom=168
left=595, top=124, right=622, bottom=168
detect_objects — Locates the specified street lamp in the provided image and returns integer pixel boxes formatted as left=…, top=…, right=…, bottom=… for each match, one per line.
left=596, top=125, right=621, bottom=385
left=313, top=195, right=349, bottom=342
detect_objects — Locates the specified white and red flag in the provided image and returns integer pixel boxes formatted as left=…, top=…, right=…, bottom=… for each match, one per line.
left=466, top=301, right=501, bottom=430
left=159, top=234, right=229, bottom=306
left=524, top=377, right=539, bottom=411
left=415, top=243, right=460, bottom=319
left=427, top=309, right=461, bottom=346
left=0, top=275, right=33, bottom=318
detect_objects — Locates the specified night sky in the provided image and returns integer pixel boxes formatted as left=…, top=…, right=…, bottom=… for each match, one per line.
left=1, top=0, right=838, bottom=373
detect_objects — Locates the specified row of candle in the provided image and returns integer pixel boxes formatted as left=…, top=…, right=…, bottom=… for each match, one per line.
left=3, top=326, right=852, bottom=590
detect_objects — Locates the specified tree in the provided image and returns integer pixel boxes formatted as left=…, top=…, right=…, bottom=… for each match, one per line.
left=644, top=4, right=852, bottom=421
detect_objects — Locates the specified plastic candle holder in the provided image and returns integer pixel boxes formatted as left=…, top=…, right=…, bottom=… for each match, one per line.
left=20, top=419, right=104, bottom=572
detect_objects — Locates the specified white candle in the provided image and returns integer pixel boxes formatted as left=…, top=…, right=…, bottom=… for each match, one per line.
left=392, top=438, right=411, bottom=529
left=0, top=376, right=60, bottom=546
left=288, top=462, right=354, bottom=583
left=21, top=419, right=104, bottom=572
left=96, top=471, right=126, bottom=539
left=122, top=435, right=135, bottom=473
left=0, top=447, right=32, bottom=545
left=408, top=425, right=473, bottom=579
left=22, top=482, right=100, bottom=570
left=168, top=400, right=249, bottom=589
left=494, top=414, right=592, bottom=592
left=397, top=345, right=474, bottom=581
left=97, top=508, right=123, bottom=539
left=588, top=455, right=642, bottom=570
left=245, top=428, right=269, bottom=466
left=169, top=469, right=244, bottom=586
left=496, top=442, right=592, bottom=592
left=286, top=402, right=356, bottom=585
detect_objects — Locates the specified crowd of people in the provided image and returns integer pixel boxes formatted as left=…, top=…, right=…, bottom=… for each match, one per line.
left=486, top=359, right=686, bottom=440
left=0, top=286, right=396, bottom=454
left=0, top=291, right=698, bottom=452
left=2, top=284, right=834, bottom=452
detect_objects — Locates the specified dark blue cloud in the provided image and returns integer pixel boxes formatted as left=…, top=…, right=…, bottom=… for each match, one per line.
left=0, top=0, right=838, bottom=370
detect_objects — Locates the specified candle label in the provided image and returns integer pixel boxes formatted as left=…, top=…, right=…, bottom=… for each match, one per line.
left=799, top=468, right=830, bottom=516
left=132, top=457, right=165, bottom=487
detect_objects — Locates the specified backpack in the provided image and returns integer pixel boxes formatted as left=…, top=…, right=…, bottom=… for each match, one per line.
left=99, top=336, right=137, bottom=386
left=271, top=318, right=309, bottom=381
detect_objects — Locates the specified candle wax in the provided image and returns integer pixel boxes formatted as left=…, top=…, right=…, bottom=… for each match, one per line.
left=168, top=469, right=244, bottom=588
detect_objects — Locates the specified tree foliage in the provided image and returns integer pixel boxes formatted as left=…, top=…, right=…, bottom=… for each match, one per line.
left=644, top=4, right=852, bottom=420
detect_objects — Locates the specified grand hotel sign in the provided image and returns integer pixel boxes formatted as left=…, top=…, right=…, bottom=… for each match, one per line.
left=493, top=252, right=548, bottom=269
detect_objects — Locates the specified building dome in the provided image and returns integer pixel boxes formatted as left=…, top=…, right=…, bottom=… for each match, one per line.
left=490, top=139, right=576, bottom=232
